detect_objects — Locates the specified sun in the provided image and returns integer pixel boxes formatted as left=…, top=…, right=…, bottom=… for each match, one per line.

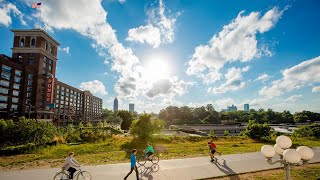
left=143, top=56, right=171, bottom=82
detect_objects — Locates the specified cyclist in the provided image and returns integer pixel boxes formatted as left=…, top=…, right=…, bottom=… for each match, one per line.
left=144, top=142, right=154, bottom=161
left=62, top=152, right=81, bottom=180
left=208, top=140, right=217, bottom=162
left=124, top=149, right=139, bottom=180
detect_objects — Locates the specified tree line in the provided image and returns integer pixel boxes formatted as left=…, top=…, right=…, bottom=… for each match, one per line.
left=158, top=105, right=320, bottom=126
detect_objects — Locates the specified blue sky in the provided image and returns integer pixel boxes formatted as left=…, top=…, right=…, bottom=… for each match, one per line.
left=0, top=0, right=319, bottom=113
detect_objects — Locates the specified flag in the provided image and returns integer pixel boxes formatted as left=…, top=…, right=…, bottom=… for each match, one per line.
left=32, top=2, right=41, bottom=8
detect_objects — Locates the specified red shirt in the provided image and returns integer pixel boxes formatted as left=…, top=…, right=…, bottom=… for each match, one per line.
left=208, top=142, right=216, bottom=149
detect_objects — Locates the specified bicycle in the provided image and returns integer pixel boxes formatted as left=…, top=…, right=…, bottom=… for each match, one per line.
left=138, top=153, right=159, bottom=165
left=53, top=168, right=92, bottom=180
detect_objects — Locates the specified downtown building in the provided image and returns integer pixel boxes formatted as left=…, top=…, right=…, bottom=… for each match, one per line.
left=0, top=29, right=102, bottom=126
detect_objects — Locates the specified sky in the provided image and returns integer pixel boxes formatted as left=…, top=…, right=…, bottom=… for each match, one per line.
left=0, top=0, right=319, bottom=113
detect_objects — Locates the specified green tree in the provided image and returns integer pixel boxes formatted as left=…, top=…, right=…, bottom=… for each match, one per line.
left=224, top=130, right=230, bottom=136
left=293, top=124, right=320, bottom=139
left=244, top=120, right=271, bottom=140
left=117, top=110, right=134, bottom=130
left=130, top=113, right=165, bottom=140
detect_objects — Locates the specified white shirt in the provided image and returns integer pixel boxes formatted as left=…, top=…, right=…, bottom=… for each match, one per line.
left=63, top=156, right=80, bottom=170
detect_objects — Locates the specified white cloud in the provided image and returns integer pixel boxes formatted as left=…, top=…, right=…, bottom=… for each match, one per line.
left=186, top=7, right=285, bottom=83
left=285, top=94, right=302, bottom=102
left=145, top=78, right=195, bottom=100
left=215, top=98, right=235, bottom=110
left=126, top=0, right=179, bottom=48
left=312, top=86, right=320, bottom=93
left=260, top=56, right=320, bottom=98
left=118, top=0, right=126, bottom=4
left=127, top=25, right=161, bottom=48
left=0, top=1, right=26, bottom=27
left=80, top=80, right=108, bottom=96
left=255, top=73, right=270, bottom=82
left=208, top=66, right=248, bottom=94
left=59, top=46, right=70, bottom=54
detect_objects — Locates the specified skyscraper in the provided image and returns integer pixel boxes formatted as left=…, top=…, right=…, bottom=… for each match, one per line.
left=129, top=103, right=134, bottom=113
left=113, top=97, right=118, bottom=111
left=244, top=104, right=249, bottom=112
left=227, top=104, right=237, bottom=111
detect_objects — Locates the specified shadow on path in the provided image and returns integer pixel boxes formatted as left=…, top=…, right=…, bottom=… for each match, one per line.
left=212, top=159, right=240, bottom=180
left=138, top=163, right=160, bottom=180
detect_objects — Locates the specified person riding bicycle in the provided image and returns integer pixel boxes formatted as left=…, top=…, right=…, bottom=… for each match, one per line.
left=62, top=152, right=81, bottom=180
left=144, top=142, right=154, bottom=161
left=208, top=140, right=217, bottom=162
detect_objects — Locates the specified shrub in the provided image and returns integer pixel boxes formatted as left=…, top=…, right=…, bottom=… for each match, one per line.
left=130, top=113, right=165, bottom=140
left=293, top=124, right=320, bottom=139
left=244, top=120, right=271, bottom=140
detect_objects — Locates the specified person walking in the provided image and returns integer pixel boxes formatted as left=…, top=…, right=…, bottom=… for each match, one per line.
left=208, top=140, right=217, bottom=162
left=124, top=149, right=139, bottom=180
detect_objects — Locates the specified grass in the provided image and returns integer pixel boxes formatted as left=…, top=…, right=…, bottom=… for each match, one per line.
left=0, top=136, right=319, bottom=171
left=208, top=163, right=320, bottom=180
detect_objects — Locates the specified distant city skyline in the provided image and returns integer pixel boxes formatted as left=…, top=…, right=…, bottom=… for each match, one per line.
left=0, top=0, right=319, bottom=113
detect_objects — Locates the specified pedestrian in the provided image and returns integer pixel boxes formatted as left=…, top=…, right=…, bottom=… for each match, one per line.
left=208, top=140, right=217, bottom=162
left=124, top=149, right=139, bottom=180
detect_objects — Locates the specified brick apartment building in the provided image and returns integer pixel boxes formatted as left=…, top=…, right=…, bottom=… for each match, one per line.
left=0, top=29, right=102, bottom=126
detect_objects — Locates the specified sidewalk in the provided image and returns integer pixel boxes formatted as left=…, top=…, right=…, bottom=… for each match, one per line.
left=0, top=147, right=319, bottom=180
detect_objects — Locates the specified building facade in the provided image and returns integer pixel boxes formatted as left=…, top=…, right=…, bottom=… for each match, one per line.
left=0, top=29, right=102, bottom=125
left=113, top=97, right=118, bottom=112
left=227, top=104, right=237, bottom=111
left=129, top=103, right=134, bottom=113
left=244, top=104, right=249, bottom=112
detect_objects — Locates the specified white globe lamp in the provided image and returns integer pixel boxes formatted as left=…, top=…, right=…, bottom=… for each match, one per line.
left=276, top=135, right=292, bottom=149
left=261, top=145, right=276, bottom=158
left=274, top=144, right=284, bottom=155
left=283, top=149, right=301, bottom=164
left=296, top=146, right=314, bottom=161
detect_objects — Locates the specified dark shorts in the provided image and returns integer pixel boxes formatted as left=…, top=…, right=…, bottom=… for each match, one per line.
left=211, top=149, right=216, bottom=154
left=146, top=152, right=154, bottom=156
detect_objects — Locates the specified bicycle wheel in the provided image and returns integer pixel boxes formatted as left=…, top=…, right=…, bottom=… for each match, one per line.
left=76, top=171, right=92, bottom=180
left=53, top=171, right=69, bottom=180
left=151, top=163, right=160, bottom=172
left=151, top=155, right=159, bottom=164
left=138, top=156, right=147, bottom=165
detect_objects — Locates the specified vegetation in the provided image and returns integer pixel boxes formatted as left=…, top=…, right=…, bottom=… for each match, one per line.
left=293, top=123, right=320, bottom=139
left=159, top=106, right=320, bottom=126
left=1, top=136, right=319, bottom=171
left=210, top=163, right=320, bottom=180
left=130, top=113, right=165, bottom=140
left=117, top=110, right=135, bottom=130
left=244, top=120, right=272, bottom=140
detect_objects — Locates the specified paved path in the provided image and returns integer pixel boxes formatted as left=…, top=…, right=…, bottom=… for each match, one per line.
left=0, top=147, right=319, bottom=180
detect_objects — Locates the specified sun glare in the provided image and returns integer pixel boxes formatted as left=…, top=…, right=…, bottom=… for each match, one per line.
left=143, top=56, right=171, bottom=82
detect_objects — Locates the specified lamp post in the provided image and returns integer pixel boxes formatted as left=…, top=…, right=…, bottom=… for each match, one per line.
left=261, top=135, right=315, bottom=180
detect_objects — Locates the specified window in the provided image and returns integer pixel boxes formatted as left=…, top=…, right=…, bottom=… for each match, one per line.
left=49, top=60, right=53, bottom=65
left=29, top=58, right=34, bottom=65
left=28, top=74, right=33, bottom=79
left=11, top=104, right=18, bottom=110
left=42, top=69, right=46, bottom=75
left=20, top=37, right=25, bottom=47
left=14, top=77, right=21, bottom=83
left=28, top=81, right=33, bottom=86
left=2, top=65, right=11, bottom=74
left=30, top=37, right=36, bottom=47
left=12, top=90, right=19, bottom=96
left=15, top=70, right=22, bottom=77
left=1, top=72, right=10, bottom=81
left=57, top=85, right=60, bottom=89
left=27, top=93, right=32, bottom=98
left=66, top=93, right=69, bottom=97
left=48, top=65, right=52, bottom=71
left=50, top=45, right=53, bottom=54
left=0, top=87, right=9, bottom=94
left=61, top=92, right=65, bottom=96
left=0, top=80, right=10, bottom=87
left=66, top=88, right=69, bottom=92
left=56, top=99, right=59, bottom=104
left=13, top=83, right=20, bottom=90
left=0, top=103, right=7, bottom=109
left=45, top=42, right=48, bottom=50
left=61, top=87, right=65, bottom=91
left=43, top=62, right=46, bottom=68
left=61, top=100, right=64, bottom=104
left=27, top=87, right=32, bottom=92
left=12, top=97, right=19, bottom=103
left=0, top=95, right=8, bottom=102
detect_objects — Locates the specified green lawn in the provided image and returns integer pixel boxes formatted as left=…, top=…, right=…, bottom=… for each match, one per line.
left=209, top=163, right=320, bottom=180
left=0, top=136, right=319, bottom=171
